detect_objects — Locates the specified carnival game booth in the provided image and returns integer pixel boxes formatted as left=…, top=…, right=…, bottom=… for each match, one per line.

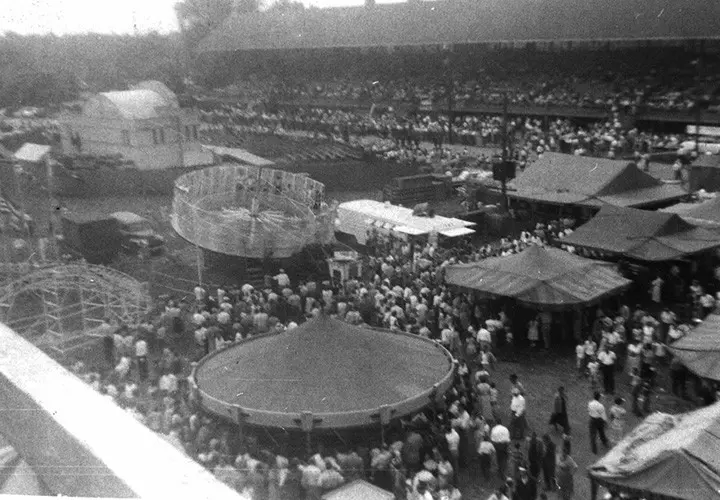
left=662, top=196, right=720, bottom=230
left=669, top=314, right=720, bottom=382
left=445, top=245, right=631, bottom=344
left=508, top=153, right=687, bottom=221
left=336, top=199, right=475, bottom=248
left=588, top=402, right=720, bottom=500
left=192, top=316, right=455, bottom=448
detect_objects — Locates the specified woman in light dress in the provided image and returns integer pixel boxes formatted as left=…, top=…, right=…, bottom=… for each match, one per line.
left=608, top=397, right=628, bottom=445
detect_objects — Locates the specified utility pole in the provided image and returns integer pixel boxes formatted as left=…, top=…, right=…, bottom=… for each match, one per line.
left=500, top=90, right=510, bottom=211
left=695, top=47, right=705, bottom=158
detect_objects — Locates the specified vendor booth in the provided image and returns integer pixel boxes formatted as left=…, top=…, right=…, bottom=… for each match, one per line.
left=589, top=402, right=720, bottom=500
left=669, top=314, right=720, bottom=382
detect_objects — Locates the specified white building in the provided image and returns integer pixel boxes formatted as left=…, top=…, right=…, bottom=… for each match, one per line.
left=59, top=81, right=213, bottom=170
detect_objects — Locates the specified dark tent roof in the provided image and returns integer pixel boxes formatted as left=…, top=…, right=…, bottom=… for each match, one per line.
left=662, top=197, right=720, bottom=228
left=562, top=205, right=720, bottom=261
left=589, top=402, right=720, bottom=499
left=508, top=153, right=686, bottom=208
left=193, top=316, right=455, bottom=429
left=199, top=0, right=720, bottom=52
left=669, top=315, right=720, bottom=381
left=444, top=245, right=630, bottom=309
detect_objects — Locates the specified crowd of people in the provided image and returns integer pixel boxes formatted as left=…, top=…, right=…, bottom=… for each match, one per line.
left=59, top=213, right=720, bottom=500
left=197, top=100, right=692, bottom=173
left=209, top=49, right=720, bottom=114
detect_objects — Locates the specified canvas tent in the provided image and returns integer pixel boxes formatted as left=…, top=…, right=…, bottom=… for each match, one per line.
left=322, top=480, right=394, bottom=500
left=662, top=196, right=720, bottom=229
left=508, top=153, right=686, bottom=209
left=669, top=314, right=720, bottom=382
left=444, top=245, right=631, bottom=309
left=562, top=205, right=720, bottom=262
left=589, top=402, right=720, bottom=500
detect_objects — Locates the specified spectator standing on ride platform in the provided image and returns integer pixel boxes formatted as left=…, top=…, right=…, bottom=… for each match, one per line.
left=588, top=392, right=609, bottom=455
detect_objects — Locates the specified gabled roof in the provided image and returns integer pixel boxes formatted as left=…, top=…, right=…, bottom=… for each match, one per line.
left=662, top=197, right=720, bottom=228
left=444, top=245, right=631, bottom=308
left=508, top=153, right=686, bottom=208
left=98, top=90, right=170, bottom=120
left=562, top=205, right=720, bottom=261
left=669, top=314, right=720, bottom=381
left=199, top=0, right=720, bottom=52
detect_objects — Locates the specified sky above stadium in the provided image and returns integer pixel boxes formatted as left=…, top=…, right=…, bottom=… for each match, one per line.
left=2, top=0, right=406, bottom=35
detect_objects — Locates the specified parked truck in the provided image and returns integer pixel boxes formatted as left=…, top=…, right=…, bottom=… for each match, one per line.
left=58, top=214, right=122, bottom=264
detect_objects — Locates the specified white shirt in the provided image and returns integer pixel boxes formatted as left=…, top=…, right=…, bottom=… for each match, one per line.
left=135, top=339, right=148, bottom=357
left=598, top=350, right=616, bottom=366
left=445, top=429, right=460, bottom=451
left=490, top=425, right=511, bottom=443
left=510, top=395, right=526, bottom=417
left=477, top=328, right=491, bottom=344
left=588, top=400, right=607, bottom=420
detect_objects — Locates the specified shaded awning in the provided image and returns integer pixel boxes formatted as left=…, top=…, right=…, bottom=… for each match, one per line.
left=444, top=245, right=631, bottom=309
left=589, top=402, right=720, bottom=500
left=440, top=227, right=476, bottom=238
left=563, top=205, right=720, bottom=262
left=669, top=314, right=720, bottom=381
left=394, top=225, right=426, bottom=236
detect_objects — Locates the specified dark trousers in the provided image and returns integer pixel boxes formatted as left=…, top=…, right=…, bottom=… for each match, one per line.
left=542, top=462, right=556, bottom=490
left=602, top=364, right=615, bottom=394
left=137, top=356, right=148, bottom=381
left=549, top=412, right=570, bottom=434
left=589, top=417, right=608, bottom=454
left=494, top=442, right=508, bottom=479
left=479, top=453, right=492, bottom=480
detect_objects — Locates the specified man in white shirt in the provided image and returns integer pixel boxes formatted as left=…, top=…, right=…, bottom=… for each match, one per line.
left=476, top=326, right=492, bottom=349
left=135, top=338, right=148, bottom=381
left=490, top=420, right=511, bottom=480
left=274, top=269, right=290, bottom=288
left=598, top=346, right=617, bottom=394
left=444, top=426, right=460, bottom=476
left=588, top=391, right=609, bottom=454
left=509, top=389, right=527, bottom=440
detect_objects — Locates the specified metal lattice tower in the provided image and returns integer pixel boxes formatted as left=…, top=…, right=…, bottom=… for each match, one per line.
left=0, top=263, right=151, bottom=351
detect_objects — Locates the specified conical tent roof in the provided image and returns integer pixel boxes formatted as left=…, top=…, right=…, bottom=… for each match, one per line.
left=664, top=196, right=720, bottom=228
left=193, top=316, right=455, bottom=429
left=669, top=314, right=720, bottom=381
left=563, top=205, right=720, bottom=261
left=590, top=402, right=720, bottom=499
left=444, top=245, right=631, bottom=309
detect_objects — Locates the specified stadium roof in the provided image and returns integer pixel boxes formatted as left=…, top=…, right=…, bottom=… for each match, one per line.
left=193, top=316, right=455, bottom=429
left=199, top=0, right=720, bottom=52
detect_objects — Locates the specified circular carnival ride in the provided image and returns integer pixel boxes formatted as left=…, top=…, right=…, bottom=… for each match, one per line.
left=171, top=165, right=335, bottom=260
left=0, top=263, right=150, bottom=350
left=192, top=316, right=456, bottom=430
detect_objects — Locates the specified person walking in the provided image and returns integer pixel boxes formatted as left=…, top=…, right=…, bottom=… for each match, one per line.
left=527, top=432, right=544, bottom=482
left=608, top=397, right=627, bottom=445
left=491, top=419, right=511, bottom=480
left=514, top=466, right=538, bottom=500
left=588, top=392, right=609, bottom=454
left=548, top=386, right=570, bottom=435
left=540, top=434, right=556, bottom=492
left=509, top=388, right=527, bottom=441
left=555, top=443, right=578, bottom=500
left=598, top=345, right=617, bottom=394
left=477, top=434, right=496, bottom=481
